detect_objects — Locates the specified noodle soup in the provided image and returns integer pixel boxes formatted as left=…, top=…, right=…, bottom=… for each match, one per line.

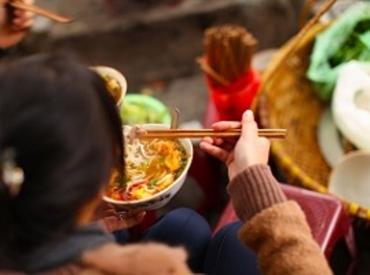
left=92, top=66, right=127, bottom=108
left=105, top=125, right=192, bottom=209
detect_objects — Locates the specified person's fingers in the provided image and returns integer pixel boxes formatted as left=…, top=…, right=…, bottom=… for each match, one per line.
left=13, top=18, right=33, bottom=30
left=11, top=17, right=33, bottom=31
left=15, top=18, right=33, bottom=28
left=199, top=141, right=229, bottom=162
left=220, top=142, right=235, bottom=152
left=121, top=210, right=146, bottom=218
left=94, top=202, right=116, bottom=220
left=214, top=138, right=224, bottom=146
left=258, top=137, right=271, bottom=151
left=12, top=18, right=24, bottom=27
left=13, top=10, right=22, bottom=18
left=201, top=137, right=214, bottom=144
left=12, top=6, right=34, bottom=29
left=241, top=110, right=258, bottom=140
left=22, top=18, right=33, bottom=28
left=120, top=211, right=146, bottom=228
left=103, top=208, right=117, bottom=217
left=104, top=211, right=146, bottom=232
left=258, top=137, right=271, bottom=147
left=13, top=15, right=32, bottom=26
left=14, top=10, right=33, bottom=19
left=102, top=216, right=122, bottom=232
left=222, top=136, right=239, bottom=146
left=211, top=121, right=241, bottom=131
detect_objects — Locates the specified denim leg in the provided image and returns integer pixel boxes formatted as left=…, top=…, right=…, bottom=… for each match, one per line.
left=142, top=208, right=212, bottom=273
left=113, top=228, right=130, bottom=243
left=204, top=221, right=260, bottom=275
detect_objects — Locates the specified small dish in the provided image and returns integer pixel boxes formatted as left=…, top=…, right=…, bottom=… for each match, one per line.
left=329, top=151, right=370, bottom=209
left=317, top=109, right=345, bottom=167
left=121, top=94, right=171, bottom=126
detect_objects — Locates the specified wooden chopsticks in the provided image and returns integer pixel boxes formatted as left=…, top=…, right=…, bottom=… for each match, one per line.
left=201, top=25, right=257, bottom=86
left=137, top=128, right=287, bottom=139
left=9, top=1, right=73, bottom=23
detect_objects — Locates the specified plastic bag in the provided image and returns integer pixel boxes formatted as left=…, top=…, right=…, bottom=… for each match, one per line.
left=307, top=3, right=370, bottom=101
left=332, top=61, right=370, bottom=150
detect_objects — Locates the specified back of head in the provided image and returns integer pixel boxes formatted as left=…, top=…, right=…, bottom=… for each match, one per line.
left=0, top=53, right=123, bottom=269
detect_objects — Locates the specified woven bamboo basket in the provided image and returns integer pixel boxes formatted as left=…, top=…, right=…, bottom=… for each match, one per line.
left=258, top=23, right=370, bottom=220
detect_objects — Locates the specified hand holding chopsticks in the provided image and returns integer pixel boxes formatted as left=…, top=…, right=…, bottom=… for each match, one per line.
left=0, top=0, right=35, bottom=48
left=200, top=111, right=275, bottom=180
left=8, top=0, right=73, bottom=23
left=135, top=108, right=286, bottom=140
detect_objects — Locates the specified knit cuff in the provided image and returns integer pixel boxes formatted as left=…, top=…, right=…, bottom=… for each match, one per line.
left=227, top=164, right=286, bottom=222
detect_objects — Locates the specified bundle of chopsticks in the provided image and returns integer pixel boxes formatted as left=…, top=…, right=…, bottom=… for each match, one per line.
left=198, top=25, right=257, bottom=86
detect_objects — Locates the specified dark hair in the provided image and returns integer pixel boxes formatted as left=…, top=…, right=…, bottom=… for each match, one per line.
left=0, top=53, right=123, bottom=269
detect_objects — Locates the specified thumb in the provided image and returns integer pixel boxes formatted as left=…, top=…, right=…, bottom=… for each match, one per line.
left=241, top=110, right=258, bottom=140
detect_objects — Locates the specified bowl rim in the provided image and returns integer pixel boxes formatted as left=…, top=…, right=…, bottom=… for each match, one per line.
left=328, top=150, right=370, bottom=209
left=91, top=66, right=127, bottom=106
left=103, top=123, right=193, bottom=205
left=121, top=94, right=171, bottom=125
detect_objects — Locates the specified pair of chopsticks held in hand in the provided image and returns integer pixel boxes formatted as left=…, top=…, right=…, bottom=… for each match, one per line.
left=135, top=113, right=287, bottom=140
left=2, top=0, right=73, bottom=24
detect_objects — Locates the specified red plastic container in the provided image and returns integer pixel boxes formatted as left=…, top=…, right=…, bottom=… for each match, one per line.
left=214, top=184, right=356, bottom=262
left=206, top=69, right=261, bottom=121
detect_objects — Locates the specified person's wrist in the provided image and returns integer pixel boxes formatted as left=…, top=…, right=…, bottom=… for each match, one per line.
left=227, top=165, right=286, bottom=221
left=229, top=161, right=267, bottom=182
left=229, top=163, right=259, bottom=185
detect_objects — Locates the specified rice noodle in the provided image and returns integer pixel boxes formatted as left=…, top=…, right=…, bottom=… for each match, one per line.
left=106, top=126, right=187, bottom=201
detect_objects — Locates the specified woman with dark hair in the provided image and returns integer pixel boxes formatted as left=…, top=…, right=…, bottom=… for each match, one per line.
left=0, top=53, right=331, bottom=274
left=0, top=54, right=194, bottom=274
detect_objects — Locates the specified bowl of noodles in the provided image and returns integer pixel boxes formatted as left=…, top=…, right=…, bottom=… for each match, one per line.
left=104, top=124, right=193, bottom=210
left=92, top=66, right=127, bottom=108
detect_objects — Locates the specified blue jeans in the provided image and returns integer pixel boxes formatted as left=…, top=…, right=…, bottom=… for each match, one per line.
left=115, top=208, right=260, bottom=275
left=204, top=221, right=261, bottom=275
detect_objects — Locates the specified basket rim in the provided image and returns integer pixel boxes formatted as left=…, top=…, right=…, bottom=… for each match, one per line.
left=258, top=23, right=370, bottom=220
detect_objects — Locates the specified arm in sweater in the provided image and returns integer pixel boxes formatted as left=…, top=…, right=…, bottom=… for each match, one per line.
left=228, top=165, right=332, bottom=275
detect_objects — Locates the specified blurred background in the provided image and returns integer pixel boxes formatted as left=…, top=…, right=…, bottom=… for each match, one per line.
left=13, top=0, right=307, bottom=214
left=17, top=0, right=304, bottom=123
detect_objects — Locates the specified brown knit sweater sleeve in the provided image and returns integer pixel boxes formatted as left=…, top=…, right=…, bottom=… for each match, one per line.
left=227, top=164, right=286, bottom=221
left=227, top=165, right=332, bottom=275
left=240, top=202, right=332, bottom=275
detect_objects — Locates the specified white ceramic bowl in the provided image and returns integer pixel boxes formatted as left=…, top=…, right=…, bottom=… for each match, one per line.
left=91, top=66, right=127, bottom=108
left=329, top=151, right=370, bottom=209
left=103, top=124, right=193, bottom=211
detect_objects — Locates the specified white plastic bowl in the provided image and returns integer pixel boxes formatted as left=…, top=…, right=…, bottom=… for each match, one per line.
left=91, top=66, right=127, bottom=108
left=329, top=151, right=370, bottom=209
left=103, top=124, right=193, bottom=211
